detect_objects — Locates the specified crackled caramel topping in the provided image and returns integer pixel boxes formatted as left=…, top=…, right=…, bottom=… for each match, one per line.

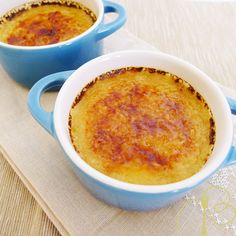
left=69, top=67, right=215, bottom=185
left=91, top=85, right=193, bottom=168
left=0, top=1, right=96, bottom=46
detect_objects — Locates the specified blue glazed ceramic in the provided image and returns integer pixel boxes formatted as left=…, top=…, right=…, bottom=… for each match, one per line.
left=28, top=51, right=236, bottom=211
left=0, top=0, right=126, bottom=88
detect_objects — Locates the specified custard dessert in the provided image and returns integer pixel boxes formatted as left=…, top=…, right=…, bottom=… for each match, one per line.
left=69, top=67, right=216, bottom=185
left=0, top=0, right=96, bottom=46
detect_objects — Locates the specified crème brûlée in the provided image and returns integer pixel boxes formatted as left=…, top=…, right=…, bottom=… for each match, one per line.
left=0, top=1, right=96, bottom=46
left=69, top=67, right=216, bottom=185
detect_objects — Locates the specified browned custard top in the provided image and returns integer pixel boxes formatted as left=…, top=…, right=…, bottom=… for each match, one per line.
left=0, top=1, right=96, bottom=46
left=69, top=67, right=215, bottom=185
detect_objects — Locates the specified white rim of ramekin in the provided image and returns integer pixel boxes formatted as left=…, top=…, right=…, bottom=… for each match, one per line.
left=54, top=50, right=233, bottom=194
left=0, top=0, right=103, bottom=50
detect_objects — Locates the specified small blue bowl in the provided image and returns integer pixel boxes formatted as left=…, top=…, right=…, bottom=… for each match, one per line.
left=28, top=50, right=236, bottom=211
left=0, top=0, right=126, bottom=88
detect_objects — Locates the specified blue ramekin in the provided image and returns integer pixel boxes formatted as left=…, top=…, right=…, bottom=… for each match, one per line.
left=28, top=50, right=236, bottom=211
left=0, top=0, right=126, bottom=87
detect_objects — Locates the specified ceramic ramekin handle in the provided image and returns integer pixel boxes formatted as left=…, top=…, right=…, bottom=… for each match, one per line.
left=227, top=97, right=236, bottom=115
left=96, top=0, right=126, bottom=40
left=224, top=97, right=236, bottom=166
left=27, top=70, right=74, bottom=136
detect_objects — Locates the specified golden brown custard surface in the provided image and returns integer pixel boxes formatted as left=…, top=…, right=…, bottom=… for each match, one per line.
left=0, top=1, right=96, bottom=46
left=69, top=68, right=215, bottom=185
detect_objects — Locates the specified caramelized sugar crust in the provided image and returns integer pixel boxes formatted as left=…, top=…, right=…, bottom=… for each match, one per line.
left=0, top=1, right=96, bottom=46
left=69, top=68, right=215, bottom=185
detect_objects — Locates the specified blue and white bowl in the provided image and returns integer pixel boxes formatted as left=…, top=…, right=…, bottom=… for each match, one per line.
left=28, top=50, right=236, bottom=211
left=0, top=0, right=126, bottom=87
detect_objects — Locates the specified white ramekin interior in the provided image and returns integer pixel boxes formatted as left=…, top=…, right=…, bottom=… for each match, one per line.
left=54, top=50, right=233, bottom=193
left=0, top=0, right=103, bottom=50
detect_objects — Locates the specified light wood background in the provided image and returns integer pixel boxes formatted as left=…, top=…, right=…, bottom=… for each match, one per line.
left=1, top=0, right=236, bottom=235
left=0, top=151, right=60, bottom=235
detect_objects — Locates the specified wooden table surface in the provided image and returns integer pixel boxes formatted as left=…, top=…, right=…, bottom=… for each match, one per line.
left=1, top=0, right=236, bottom=235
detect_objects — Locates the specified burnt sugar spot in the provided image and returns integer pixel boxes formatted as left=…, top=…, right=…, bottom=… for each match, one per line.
left=7, top=10, right=75, bottom=45
left=88, top=82, right=194, bottom=172
left=2, top=1, right=97, bottom=46
left=131, top=115, right=157, bottom=136
left=127, top=145, right=169, bottom=166
left=92, top=128, right=170, bottom=169
left=209, top=117, right=215, bottom=145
